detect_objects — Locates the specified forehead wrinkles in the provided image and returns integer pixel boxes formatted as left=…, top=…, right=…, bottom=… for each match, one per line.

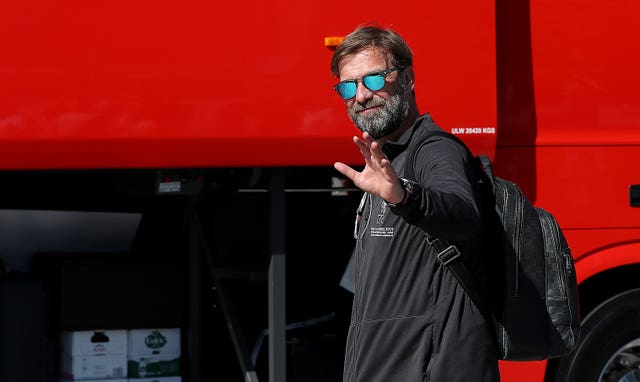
left=338, top=48, right=393, bottom=80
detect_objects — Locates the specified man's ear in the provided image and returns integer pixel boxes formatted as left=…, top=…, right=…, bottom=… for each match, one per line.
left=403, top=66, right=416, bottom=91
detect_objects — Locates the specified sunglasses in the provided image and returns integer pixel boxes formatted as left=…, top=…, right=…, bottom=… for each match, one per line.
left=334, top=67, right=399, bottom=100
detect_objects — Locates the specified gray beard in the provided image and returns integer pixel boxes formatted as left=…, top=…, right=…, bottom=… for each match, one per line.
left=348, top=91, right=409, bottom=140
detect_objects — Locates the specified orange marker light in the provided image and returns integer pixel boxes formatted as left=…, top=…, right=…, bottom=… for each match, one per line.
left=324, top=36, right=345, bottom=50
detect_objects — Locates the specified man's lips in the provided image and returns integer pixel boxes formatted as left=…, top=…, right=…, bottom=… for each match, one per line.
left=357, top=105, right=382, bottom=114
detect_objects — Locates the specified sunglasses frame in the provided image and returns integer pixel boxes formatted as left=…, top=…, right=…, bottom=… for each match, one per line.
left=334, top=67, right=400, bottom=100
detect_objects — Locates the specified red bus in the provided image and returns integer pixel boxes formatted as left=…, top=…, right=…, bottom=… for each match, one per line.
left=0, top=0, right=639, bottom=381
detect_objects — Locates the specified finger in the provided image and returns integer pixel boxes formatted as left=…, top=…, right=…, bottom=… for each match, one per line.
left=378, top=158, right=398, bottom=179
left=362, top=132, right=375, bottom=145
left=334, top=162, right=360, bottom=182
left=369, top=141, right=392, bottom=171
left=353, top=136, right=369, bottom=155
left=352, top=136, right=374, bottom=165
left=369, top=140, right=386, bottom=160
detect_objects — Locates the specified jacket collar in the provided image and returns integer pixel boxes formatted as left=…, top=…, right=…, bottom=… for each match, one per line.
left=382, top=113, right=431, bottom=161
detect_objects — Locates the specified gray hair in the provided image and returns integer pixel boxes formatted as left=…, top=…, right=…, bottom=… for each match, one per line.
left=331, top=24, right=413, bottom=77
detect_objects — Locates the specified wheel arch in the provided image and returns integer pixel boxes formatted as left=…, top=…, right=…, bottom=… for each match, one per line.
left=575, top=241, right=640, bottom=318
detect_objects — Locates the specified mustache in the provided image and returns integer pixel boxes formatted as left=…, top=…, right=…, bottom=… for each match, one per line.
left=350, top=97, right=386, bottom=112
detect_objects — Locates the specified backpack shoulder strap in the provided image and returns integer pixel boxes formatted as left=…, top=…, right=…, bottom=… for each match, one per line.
left=404, top=129, right=477, bottom=181
left=404, top=129, right=495, bottom=325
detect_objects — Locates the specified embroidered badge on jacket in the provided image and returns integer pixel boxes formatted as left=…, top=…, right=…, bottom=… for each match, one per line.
left=371, top=201, right=394, bottom=237
left=376, top=201, right=387, bottom=225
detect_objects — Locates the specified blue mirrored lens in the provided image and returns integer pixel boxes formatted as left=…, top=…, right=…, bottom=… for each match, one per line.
left=362, top=74, right=386, bottom=92
left=336, top=82, right=357, bottom=99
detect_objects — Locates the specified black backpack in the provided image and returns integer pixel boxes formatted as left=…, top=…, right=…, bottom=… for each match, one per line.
left=405, top=129, right=581, bottom=361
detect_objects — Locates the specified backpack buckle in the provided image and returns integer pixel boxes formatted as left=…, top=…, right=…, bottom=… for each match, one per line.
left=436, top=245, right=462, bottom=266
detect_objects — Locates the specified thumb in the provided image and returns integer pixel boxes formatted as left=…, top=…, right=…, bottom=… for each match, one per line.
left=334, top=162, right=358, bottom=183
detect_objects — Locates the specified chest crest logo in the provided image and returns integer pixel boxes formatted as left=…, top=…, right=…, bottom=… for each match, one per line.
left=376, top=201, right=387, bottom=224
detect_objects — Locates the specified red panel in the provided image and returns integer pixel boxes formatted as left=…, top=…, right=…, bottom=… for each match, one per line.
left=497, top=0, right=640, bottom=147
left=576, top=241, right=640, bottom=283
left=499, top=361, right=546, bottom=382
left=530, top=0, right=640, bottom=144
left=0, top=0, right=496, bottom=169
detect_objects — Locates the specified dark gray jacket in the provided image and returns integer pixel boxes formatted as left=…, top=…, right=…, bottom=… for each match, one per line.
left=344, top=115, right=500, bottom=382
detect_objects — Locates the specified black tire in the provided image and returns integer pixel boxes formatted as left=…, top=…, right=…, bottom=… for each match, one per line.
left=552, top=288, right=640, bottom=382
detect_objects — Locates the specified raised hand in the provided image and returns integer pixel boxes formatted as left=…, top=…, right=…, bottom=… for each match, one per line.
left=334, top=132, right=405, bottom=205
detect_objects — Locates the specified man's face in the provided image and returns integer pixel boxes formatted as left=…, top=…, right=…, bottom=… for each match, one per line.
left=337, top=48, right=409, bottom=139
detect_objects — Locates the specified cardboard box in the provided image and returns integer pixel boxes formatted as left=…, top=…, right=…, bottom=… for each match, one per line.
left=60, top=330, right=128, bottom=380
left=60, top=354, right=128, bottom=380
left=61, top=330, right=127, bottom=356
left=128, top=328, right=180, bottom=355
left=128, top=328, right=181, bottom=378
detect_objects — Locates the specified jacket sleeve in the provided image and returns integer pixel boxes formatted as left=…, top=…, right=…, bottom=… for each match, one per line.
left=389, top=136, right=481, bottom=242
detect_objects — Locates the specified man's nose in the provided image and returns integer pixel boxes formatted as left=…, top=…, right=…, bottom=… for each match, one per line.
left=354, top=81, right=374, bottom=104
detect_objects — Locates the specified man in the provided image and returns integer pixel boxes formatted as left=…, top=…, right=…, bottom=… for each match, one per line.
left=332, top=25, right=500, bottom=381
